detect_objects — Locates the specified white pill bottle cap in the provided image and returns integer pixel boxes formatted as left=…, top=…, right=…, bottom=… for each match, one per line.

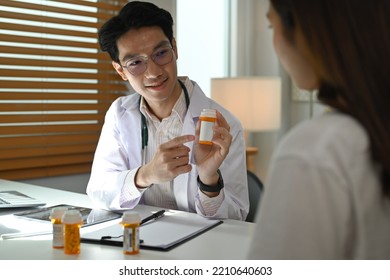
left=62, top=209, right=83, bottom=224
left=200, top=108, right=216, bottom=118
left=122, top=211, right=141, bottom=224
left=50, top=206, right=68, bottom=220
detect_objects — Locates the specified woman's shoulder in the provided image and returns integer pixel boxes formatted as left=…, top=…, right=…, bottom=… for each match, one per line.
left=276, top=111, right=369, bottom=162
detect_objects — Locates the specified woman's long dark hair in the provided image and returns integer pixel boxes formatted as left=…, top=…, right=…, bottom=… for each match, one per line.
left=271, top=0, right=390, bottom=197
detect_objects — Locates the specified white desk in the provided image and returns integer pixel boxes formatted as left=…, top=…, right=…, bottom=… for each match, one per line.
left=0, top=179, right=254, bottom=260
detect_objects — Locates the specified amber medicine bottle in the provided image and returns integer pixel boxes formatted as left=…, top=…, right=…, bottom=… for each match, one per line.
left=199, top=109, right=217, bottom=145
left=62, top=209, right=83, bottom=255
left=121, top=211, right=141, bottom=255
left=50, top=206, right=68, bottom=249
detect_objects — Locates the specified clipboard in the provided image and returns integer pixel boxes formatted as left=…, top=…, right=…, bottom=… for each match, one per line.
left=81, top=211, right=223, bottom=251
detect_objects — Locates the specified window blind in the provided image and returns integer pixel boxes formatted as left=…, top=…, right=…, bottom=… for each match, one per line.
left=0, top=0, right=128, bottom=180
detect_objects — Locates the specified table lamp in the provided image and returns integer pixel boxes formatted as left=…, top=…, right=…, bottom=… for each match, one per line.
left=211, top=76, right=281, bottom=172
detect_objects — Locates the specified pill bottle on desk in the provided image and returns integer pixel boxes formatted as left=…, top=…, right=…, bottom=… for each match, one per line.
left=50, top=206, right=68, bottom=249
left=62, top=209, right=83, bottom=255
left=199, top=109, right=217, bottom=145
left=121, top=211, right=141, bottom=255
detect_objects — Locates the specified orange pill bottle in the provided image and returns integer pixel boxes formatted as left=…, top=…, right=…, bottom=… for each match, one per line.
left=62, top=209, right=83, bottom=255
left=121, top=211, right=141, bottom=255
left=199, top=109, right=217, bottom=145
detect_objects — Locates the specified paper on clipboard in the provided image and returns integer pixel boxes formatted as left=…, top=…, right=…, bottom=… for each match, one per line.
left=81, top=210, right=223, bottom=251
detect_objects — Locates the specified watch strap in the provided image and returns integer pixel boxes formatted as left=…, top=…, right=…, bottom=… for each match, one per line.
left=197, top=169, right=224, bottom=192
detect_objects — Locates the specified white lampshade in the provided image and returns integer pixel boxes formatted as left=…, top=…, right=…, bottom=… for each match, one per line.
left=211, top=77, right=281, bottom=131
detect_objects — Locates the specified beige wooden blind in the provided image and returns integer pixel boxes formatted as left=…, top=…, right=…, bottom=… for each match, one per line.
left=0, top=0, right=128, bottom=180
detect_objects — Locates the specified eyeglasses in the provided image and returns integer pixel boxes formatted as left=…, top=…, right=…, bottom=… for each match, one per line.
left=121, top=45, right=174, bottom=76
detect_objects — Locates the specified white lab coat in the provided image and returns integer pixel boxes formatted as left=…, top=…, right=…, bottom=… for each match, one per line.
left=87, top=79, right=249, bottom=220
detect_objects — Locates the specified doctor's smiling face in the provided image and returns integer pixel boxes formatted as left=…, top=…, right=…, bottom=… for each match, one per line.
left=112, top=26, right=181, bottom=118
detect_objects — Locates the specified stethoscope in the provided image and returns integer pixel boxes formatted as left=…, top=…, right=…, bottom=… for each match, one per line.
left=139, top=79, right=190, bottom=164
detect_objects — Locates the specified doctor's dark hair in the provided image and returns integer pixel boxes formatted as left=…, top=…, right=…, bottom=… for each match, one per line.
left=270, top=0, right=390, bottom=197
left=98, top=1, right=174, bottom=63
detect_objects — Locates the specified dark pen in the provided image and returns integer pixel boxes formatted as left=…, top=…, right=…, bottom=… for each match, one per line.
left=141, top=210, right=165, bottom=225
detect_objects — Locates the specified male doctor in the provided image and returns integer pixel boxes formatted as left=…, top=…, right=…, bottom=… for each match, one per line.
left=87, top=1, right=249, bottom=220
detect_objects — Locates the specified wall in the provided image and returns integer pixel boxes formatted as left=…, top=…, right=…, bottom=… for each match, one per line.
left=20, top=174, right=90, bottom=194
left=176, top=0, right=228, bottom=94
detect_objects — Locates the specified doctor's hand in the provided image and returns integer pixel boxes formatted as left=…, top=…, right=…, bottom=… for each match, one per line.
left=194, top=110, right=232, bottom=188
left=135, top=135, right=195, bottom=188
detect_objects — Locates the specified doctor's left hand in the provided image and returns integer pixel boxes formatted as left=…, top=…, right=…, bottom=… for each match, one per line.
left=193, top=110, right=232, bottom=187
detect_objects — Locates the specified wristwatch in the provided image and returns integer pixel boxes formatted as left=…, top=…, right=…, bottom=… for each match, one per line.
left=197, top=169, right=224, bottom=192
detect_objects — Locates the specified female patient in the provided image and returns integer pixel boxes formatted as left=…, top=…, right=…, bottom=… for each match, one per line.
left=248, top=0, right=390, bottom=259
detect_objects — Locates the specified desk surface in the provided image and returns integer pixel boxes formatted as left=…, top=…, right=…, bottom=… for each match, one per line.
left=0, top=179, right=254, bottom=260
